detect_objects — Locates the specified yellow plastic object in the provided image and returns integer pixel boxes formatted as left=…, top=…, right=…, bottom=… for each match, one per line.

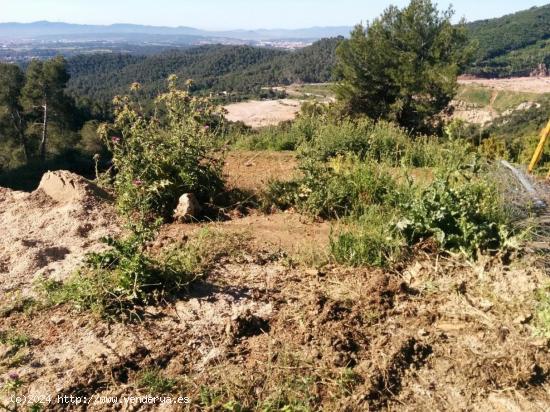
left=528, top=119, right=550, bottom=174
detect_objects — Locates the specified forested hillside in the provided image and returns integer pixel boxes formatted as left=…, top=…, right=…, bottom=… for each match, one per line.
left=67, top=38, right=342, bottom=104
left=466, top=4, right=550, bottom=77
left=64, top=3, right=550, bottom=108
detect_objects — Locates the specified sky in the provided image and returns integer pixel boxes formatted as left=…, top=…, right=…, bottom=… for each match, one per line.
left=0, top=0, right=548, bottom=30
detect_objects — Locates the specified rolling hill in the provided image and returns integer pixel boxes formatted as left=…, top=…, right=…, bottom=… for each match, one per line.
left=67, top=38, right=342, bottom=104
left=466, top=4, right=550, bottom=77
left=48, top=3, right=550, bottom=107
left=0, top=21, right=352, bottom=42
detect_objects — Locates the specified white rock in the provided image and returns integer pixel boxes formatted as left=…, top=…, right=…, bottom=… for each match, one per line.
left=173, top=193, right=201, bottom=222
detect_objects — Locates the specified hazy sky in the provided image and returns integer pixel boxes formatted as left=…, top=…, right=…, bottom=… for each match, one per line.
left=1, top=0, right=548, bottom=29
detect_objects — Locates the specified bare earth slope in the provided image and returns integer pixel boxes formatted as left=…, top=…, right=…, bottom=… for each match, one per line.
left=224, top=99, right=301, bottom=128
left=0, top=172, right=118, bottom=295
left=459, top=76, right=550, bottom=94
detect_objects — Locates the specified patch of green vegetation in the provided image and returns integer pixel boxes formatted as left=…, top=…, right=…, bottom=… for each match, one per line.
left=259, top=375, right=318, bottom=412
left=492, top=91, right=543, bottom=114
left=137, top=368, right=176, bottom=395
left=233, top=124, right=299, bottom=151
left=0, top=296, right=40, bottom=318
left=336, top=368, right=363, bottom=397
left=535, top=287, right=550, bottom=338
left=262, top=107, right=521, bottom=266
left=456, top=85, right=492, bottom=108
left=0, top=330, right=31, bottom=351
left=40, top=227, right=244, bottom=320
left=330, top=206, right=404, bottom=267
left=39, top=227, right=189, bottom=320
left=0, top=330, right=32, bottom=368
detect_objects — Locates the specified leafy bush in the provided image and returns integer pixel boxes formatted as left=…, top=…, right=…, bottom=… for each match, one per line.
left=100, top=76, right=226, bottom=221
left=397, top=166, right=510, bottom=257
left=266, top=155, right=401, bottom=219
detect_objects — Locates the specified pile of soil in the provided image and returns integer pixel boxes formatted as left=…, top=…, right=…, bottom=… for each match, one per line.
left=0, top=171, right=118, bottom=295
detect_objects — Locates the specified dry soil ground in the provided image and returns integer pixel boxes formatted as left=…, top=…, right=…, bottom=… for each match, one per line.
left=458, top=77, right=550, bottom=94
left=224, top=99, right=302, bottom=128
left=226, top=78, right=550, bottom=128
left=0, top=153, right=550, bottom=411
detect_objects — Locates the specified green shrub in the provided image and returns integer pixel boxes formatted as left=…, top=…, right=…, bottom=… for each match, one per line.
left=266, top=156, right=401, bottom=219
left=330, top=206, right=404, bottom=267
left=299, top=118, right=374, bottom=161
left=397, top=167, right=510, bottom=257
left=100, top=76, right=225, bottom=221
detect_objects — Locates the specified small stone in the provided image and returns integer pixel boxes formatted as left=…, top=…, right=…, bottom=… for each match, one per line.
left=418, top=329, right=429, bottom=337
left=478, top=300, right=494, bottom=312
left=173, top=193, right=201, bottom=222
left=530, top=338, right=549, bottom=348
left=50, top=316, right=65, bottom=326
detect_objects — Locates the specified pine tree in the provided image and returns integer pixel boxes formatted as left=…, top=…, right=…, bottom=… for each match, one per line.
left=334, top=0, right=474, bottom=132
left=22, top=56, right=70, bottom=161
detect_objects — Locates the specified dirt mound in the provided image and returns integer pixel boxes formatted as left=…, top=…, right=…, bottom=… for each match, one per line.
left=0, top=171, right=118, bottom=295
left=38, top=170, right=110, bottom=203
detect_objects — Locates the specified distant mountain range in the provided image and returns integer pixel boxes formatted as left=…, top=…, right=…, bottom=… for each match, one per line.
left=0, top=21, right=352, bottom=42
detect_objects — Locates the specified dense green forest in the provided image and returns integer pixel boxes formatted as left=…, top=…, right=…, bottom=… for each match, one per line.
left=67, top=38, right=342, bottom=105
left=466, top=4, right=550, bottom=77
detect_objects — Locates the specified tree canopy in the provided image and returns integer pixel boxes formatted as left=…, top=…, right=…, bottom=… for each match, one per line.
left=334, top=0, right=473, bottom=132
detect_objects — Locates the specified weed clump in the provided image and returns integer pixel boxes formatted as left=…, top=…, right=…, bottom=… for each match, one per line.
left=41, top=228, right=245, bottom=320
left=137, top=368, right=177, bottom=395
left=99, top=76, right=226, bottom=221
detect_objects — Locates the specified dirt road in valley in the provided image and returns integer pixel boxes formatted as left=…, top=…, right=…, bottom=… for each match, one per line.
left=459, top=76, right=550, bottom=94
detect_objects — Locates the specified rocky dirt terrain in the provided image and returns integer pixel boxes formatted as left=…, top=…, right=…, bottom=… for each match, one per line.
left=0, top=153, right=549, bottom=411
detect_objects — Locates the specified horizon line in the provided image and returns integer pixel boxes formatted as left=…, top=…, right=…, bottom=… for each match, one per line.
left=0, top=20, right=356, bottom=32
